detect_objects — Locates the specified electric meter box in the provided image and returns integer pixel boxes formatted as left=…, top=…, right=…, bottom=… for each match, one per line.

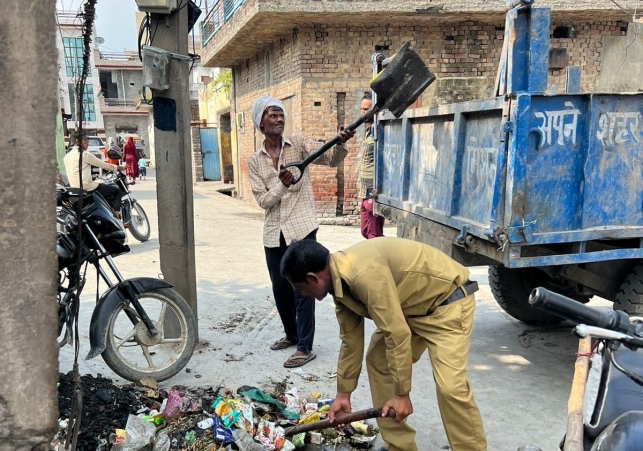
left=135, top=0, right=178, bottom=14
left=142, top=46, right=170, bottom=91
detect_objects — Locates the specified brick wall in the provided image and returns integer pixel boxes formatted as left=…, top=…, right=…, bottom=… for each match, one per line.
left=191, top=126, right=204, bottom=183
left=231, top=17, right=628, bottom=220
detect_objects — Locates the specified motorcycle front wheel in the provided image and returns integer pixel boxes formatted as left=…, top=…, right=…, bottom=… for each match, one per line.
left=128, top=201, right=150, bottom=242
left=101, top=287, right=197, bottom=382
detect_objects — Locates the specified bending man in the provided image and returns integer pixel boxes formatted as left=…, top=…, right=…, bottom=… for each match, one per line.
left=280, top=237, right=487, bottom=451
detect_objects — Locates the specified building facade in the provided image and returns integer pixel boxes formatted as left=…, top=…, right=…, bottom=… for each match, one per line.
left=200, top=0, right=640, bottom=221
left=56, top=10, right=104, bottom=137
left=94, top=51, right=153, bottom=157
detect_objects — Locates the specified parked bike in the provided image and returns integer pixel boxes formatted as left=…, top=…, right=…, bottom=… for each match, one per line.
left=56, top=185, right=197, bottom=382
left=519, top=288, right=643, bottom=451
left=58, top=171, right=150, bottom=242
left=104, top=171, right=151, bottom=242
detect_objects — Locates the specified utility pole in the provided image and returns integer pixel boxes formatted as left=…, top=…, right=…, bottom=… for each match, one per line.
left=149, top=8, right=199, bottom=325
left=0, top=1, right=59, bottom=450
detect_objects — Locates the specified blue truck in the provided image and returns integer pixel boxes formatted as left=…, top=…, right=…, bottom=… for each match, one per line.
left=373, top=0, right=643, bottom=325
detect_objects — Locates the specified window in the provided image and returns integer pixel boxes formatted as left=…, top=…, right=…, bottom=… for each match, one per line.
left=62, top=37, right=89, bottom=78
left=552, top=26, right=573, bottom=39
left=68, top=83, right=97, bottom=122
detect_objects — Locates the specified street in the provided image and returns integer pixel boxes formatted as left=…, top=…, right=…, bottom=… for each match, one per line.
left=58, top=169, right=611, bottom=451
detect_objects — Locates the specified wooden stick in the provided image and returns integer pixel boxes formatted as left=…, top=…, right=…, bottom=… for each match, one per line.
left=284, top=408, right=395, bottom=436
left=564, top=337, right=591, bottom=451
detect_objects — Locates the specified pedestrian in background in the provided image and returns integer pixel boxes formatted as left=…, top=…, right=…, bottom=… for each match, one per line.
left=247, top=95, right=355, bottom=368
left=123, top=136, right=140, bottom=183
left=138, top=157, right=147, bottom=181
left=358, top=92, right=385, bottom=239
left=106, top=137, right=122, bottom=165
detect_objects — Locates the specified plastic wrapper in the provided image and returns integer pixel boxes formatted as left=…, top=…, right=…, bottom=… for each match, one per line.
left=121, top=414, right=156, bottom=451
left=152, top=430, right=170, bottom=451
left=291, top=433, right=306, bottom=449
left=213, top=396, right=243, bottom=428
left=281, top=440, right=296, bottom=451
left=290, top=368, right=318, bottom=381
left=232, top=428, right=265, bottom=451
left=163, top=390, right=201, bottom=421
left=255, top=435, right=275, bottom=450
left=212, top=416, right=235, bottom=444
left=351, top=421, right=372, bottom=435
left=299, top=412, right=321, bottom=425
left=284, top=388, right=300, bottom=410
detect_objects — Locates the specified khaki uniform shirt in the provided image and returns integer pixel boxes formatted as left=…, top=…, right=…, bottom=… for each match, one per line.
left=329, top=237, right=470, bottom=396
left=247, top=136, right=348, bottom=248
left=63, top=147, right=118, bottom=191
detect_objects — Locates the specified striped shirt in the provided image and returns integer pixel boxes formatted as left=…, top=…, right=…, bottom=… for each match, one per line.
left=247, top=136, right=348, bottom=248
left=357, top=125, right=375, bottom=199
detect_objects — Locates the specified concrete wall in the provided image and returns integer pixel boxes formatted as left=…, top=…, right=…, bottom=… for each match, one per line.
left=0, top=1, right=60, bottom=449
left=111, top=69, right=144, bottom=100
left=230, top=17, right=627, bottom=220
left=596, top=22, right=643, bottom=92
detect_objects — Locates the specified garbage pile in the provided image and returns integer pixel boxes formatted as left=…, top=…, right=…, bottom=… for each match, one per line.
left=52, top=372, right=380, bottom=451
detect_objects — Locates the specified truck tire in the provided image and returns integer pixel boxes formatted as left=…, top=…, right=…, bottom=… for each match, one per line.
left=614, top=264, right=643, bottom=316
left=489, top=265, right=563, bottom=325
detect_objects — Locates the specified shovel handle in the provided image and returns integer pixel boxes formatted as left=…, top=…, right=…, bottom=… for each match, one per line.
left=284, top=407, right=396, bottom=436
left=282, top=105, right=381, bottom=185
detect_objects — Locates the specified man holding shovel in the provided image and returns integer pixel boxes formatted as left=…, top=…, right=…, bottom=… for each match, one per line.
left=247, top=95, right=355, bottom=369
left=280, top=237, right=487, bottom=451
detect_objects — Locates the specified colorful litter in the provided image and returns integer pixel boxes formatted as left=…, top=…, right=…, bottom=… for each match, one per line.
left=52, top=371, right=381, bottom=450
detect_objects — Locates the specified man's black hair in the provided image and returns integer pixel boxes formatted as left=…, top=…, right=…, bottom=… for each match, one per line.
left=363, top=91, right=372, bottom=101
left=71, top=130, right=87, bottom=144
left=280, top=239, right=330, bottom=283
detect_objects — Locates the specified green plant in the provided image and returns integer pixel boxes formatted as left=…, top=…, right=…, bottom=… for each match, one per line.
left=211, top=69, right=232, bottom=100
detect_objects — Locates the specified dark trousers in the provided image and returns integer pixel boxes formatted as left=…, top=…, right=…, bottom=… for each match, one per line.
left=94, top=182, right=123, bottom=212
left=360, top=198, right=385, bottom=239
left=264, top=229, right=317, bottom=354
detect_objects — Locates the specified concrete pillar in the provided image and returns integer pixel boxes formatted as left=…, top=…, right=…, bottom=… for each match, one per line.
left=0, top=1, right=60, bottom=450
left=150, top=8, right=199, bottom=321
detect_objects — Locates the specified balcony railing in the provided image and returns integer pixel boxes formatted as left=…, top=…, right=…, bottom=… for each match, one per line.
left=102, top=98, right=139, bottom=108
left=201, top=0, right=247, bottom=47
left=98, top=52, right=139, bottom=61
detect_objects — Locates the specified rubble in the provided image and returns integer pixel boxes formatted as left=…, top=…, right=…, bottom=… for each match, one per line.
left=53, top=372, right=381, bottom=451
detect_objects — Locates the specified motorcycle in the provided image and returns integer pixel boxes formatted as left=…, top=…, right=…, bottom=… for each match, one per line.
left=58, top=171, right=151, bottom=243
left=104, top=171, right=151, bottom=242
left=56, top=185, right=197, bottom=382
left=518, top=288, right=643, bottom=451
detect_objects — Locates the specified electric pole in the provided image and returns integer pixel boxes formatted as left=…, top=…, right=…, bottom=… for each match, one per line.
left=149, top=7, right=199, bottom=327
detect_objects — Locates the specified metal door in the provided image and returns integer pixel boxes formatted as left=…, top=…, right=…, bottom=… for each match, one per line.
left=200, top=127, right=221, bottom=181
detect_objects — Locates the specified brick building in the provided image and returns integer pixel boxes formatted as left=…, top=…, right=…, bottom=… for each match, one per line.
left=200, top=0, right=638, bottom=221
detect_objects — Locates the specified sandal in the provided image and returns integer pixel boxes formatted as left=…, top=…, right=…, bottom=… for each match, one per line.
left=283, top=353, right=317, bottom=368
left=270, top=337, right=296, bottom=351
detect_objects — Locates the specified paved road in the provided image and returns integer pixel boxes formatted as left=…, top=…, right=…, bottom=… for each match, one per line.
left=60, top=170, right=612, bottom=450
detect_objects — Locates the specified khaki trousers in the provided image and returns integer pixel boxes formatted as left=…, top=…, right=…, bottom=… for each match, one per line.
left=366, top=295, right=487, bottom=451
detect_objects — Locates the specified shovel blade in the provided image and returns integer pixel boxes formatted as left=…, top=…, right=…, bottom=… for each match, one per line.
left=370, top=42, right=436, bottom=118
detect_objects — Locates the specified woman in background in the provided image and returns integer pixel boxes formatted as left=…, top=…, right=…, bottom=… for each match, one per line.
left=123, top=136, right=140, bottom=182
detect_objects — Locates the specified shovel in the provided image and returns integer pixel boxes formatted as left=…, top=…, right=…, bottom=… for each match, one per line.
left=284, top=407, right=396, bottom=436
left=282, top=41, right=436, bottom=184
